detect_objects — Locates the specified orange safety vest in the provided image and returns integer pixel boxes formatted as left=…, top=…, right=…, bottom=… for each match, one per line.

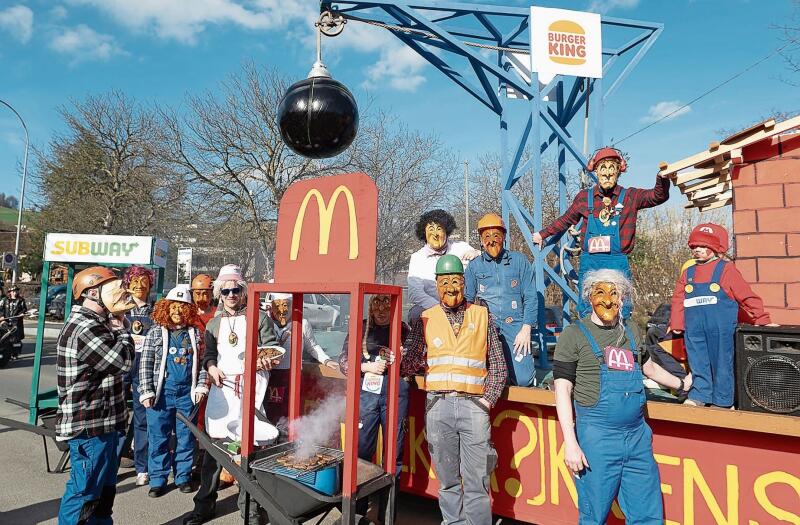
left=422, top=303, right=489, bottom=395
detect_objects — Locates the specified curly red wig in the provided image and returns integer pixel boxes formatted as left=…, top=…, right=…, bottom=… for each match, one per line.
left=123, top=265, right=155, bottom=289
left=151, top=298, right=199, bottom=329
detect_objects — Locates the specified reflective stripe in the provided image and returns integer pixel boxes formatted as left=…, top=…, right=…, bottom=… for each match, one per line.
left=426, top=373, right=486, bottom=386
left=427, top=356, right=486, bottom=370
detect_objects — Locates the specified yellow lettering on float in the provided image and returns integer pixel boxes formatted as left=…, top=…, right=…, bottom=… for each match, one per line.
left=527, top=405, right=547, bottom=506
left=753, top=471, right=800, bottom=525
left=407, top=416, right=435, bottom=479
left=655, top=454, right=682, bottom=525
left=683, top=459, right=739, bottom=525
left=78, top=241, right=90, bottom=255
left=547, top=417, right=577, bottom=507
left=52, top=241, right=65, bottom=255
left=493, top=410, right=537, bottom=498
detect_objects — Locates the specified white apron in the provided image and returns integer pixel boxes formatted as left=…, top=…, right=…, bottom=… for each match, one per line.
left=205, top=313, right=270, bottom=440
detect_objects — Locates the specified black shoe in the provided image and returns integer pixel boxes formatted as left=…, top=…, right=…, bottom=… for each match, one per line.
left=148, top=486, right=166, bottom=498
left=178, top=483, right=194, bottom=493
left=182, top=511, right=214, bottom=525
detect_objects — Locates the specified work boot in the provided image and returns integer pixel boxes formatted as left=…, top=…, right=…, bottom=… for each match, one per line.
left=182, top=511, right=214, bottom=525
left=148, top=486, right=166, bottom=498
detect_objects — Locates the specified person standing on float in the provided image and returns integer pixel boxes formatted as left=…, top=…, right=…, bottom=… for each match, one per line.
left=533, top=148, right=671, bottom=317
left=465, top=213, right=537, bottom=387
left=191, top=274, right=217, bottom=330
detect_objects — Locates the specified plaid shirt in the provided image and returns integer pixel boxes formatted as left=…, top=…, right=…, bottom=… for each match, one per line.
left=539, top=176, right=670, bottom=254
left=55, top=306, right=134, bottom=440
left=401, top=302, right=507, bottom=406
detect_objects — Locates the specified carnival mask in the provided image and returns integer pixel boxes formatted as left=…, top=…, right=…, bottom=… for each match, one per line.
left=100, top=279, right=140, bottom=314
left=169, top=302, right=187, bottom=326
left=480, top=227, right=505, bottom=259
left=426, top=222, right=447, bottom=252
left=370, top=295, right=392, bottom=326
left=128, top=275, right=151, bottom=303
left=589, top=282, right=621, bottom=323
left=192, top=288, right=211, bottom=310
left=596, top=159, right=620, bottom=192
left=436, top=274, right=465, bottom=309
left=271, top=299, right=290, bottom=327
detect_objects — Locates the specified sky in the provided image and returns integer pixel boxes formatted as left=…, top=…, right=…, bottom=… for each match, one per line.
left=0, top=0, right=798, bottom=215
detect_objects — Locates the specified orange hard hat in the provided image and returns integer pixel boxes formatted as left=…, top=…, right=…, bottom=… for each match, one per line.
left=72, top=266, right=119, bottom=299
left=191, top=274, right=213, bottom=290
left=477, top=213, right=506, bottom=232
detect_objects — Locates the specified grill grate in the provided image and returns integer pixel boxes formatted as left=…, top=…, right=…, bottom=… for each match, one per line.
left=744, top=355, right=800, bottom=413
left=251, top=444, right=344, bottom=483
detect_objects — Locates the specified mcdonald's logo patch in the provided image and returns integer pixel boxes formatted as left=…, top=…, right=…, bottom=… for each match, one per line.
left=274, top=172, right=378, bottom=284
left=604, top=345, right=635, bottom=371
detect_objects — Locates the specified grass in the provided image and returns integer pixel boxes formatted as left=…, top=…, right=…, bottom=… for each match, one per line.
left=0, top=206, right=35, bottom=226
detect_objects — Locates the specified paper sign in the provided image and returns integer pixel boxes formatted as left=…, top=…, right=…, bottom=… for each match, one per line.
left=530, top=7, right=603, bottom=79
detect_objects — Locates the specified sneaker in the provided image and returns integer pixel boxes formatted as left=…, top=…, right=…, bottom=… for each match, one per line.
left=136, top=472, right=150, bottom=486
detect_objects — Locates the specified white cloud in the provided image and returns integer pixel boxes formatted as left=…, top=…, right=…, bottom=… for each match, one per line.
left=640, top=100, right=691, bottom=123
left=0, top=5, right=34, bottom=43
left=49, top=24, right=125, bottom=63
left=50, top=6, right=68, bottom=20
left=362, top=45, right=428, bottom=92
left=586, top=0, right=640, bottom=14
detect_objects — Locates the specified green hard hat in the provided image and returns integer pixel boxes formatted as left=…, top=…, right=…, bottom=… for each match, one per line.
left=435, top=254, right=464, bottom=275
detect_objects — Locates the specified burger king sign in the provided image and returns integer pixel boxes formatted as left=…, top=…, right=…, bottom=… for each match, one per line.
left=530, top=7, right=602, bottom=79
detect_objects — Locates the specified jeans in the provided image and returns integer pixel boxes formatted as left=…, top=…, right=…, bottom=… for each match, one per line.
left=425, top=394, right=493, bottom=525
left=58, top=432, right=119, bottom=525
left=119, top=353, right=148, bottom=473
left=146, top=385, right=196, bottom=487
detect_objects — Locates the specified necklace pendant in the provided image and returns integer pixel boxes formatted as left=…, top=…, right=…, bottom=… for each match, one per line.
left=602, top=196, right=612, bottom=207
left=598, top=208, right=611, bottom=226
left=229, top=332, right=239, bottom=346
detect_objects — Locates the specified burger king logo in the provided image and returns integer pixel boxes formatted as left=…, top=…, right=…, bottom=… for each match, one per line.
left=547, top=20, right=587, bottom=66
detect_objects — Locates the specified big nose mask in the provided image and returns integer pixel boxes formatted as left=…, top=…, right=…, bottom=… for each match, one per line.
left=100, top=279, right=143, bottom=314
left=590, top=283, right=620, bottom=322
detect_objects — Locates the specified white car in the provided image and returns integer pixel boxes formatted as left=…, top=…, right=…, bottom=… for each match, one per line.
left=260, top=293, right=341, bottom=330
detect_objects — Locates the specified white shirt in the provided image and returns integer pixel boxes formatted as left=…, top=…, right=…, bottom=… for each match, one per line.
left=407, top=240, right=477, bottom=312
left=272, top=317, right=332, bottom=370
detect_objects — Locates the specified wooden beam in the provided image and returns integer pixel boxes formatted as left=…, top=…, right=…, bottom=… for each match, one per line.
left=674, top=162, right=730, bottom=186
left=685, top=189, right=732, bottom=209
left=688, top=181, right=732, bottom=201
left=681, top=172, right=731, bottom=193
left=721, top=118, right=776, bottom=145
left=698, top=197, right=732, bottom=212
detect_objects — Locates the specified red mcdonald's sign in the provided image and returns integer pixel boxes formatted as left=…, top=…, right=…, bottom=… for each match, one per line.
left=274, top=172, right=378, bottom=283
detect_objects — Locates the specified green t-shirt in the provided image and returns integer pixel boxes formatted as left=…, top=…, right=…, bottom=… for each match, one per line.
left=554, top=318, right=647, bottom=407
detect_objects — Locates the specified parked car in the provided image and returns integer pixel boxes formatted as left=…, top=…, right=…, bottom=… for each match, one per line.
left=260, top=293, right=342, bottom=330
left=48, top=292, right=67, bottom=321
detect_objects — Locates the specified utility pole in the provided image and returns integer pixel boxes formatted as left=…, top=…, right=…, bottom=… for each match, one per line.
left=464, top=160, right=470, bottom=245
left=0, top=99, right=29, bottom=285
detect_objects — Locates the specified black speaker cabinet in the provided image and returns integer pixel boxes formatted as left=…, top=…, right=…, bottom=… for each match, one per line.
left=735, top=324, right=800, bottom=415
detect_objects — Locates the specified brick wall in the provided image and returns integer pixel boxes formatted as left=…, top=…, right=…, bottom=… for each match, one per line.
left=732, top=133, right=800, bottom=325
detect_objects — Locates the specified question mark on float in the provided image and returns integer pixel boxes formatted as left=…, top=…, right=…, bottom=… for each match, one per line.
left=492, top=409, right=540, bottom=498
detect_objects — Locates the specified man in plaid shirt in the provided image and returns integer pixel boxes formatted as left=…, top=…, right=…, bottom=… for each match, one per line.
left=401, top=254, right=506, bottom=525
left=533, top=147, right=671, bottom=317
left=56, top=266, right=136, bottom=525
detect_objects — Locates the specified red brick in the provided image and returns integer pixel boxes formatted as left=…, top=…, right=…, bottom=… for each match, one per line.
left=734, top=184, right=784, bottom=210
left=744, top=139, right=781, bottom=162
left=751, top=283, right=786, bottom=308
left=755, top=159, right=800, bottom=185
left=786, top=183, right=800, bottom=207
left=757, top=257, right=800, bottom=283
left=787, top=283, right=800, bottom=308
left=757, top=208, right=800, bottom=233
left=765, top=308, right=800, bottom=325
left=777, top=134, right=800, bottom=156
left=732, top=165, right=756, bottom=187
left=733, top=210, right=757, bottom=233
left=736, top=233, right=786, bottom=258
left=735, top=258, right=757, bottom=282
left=789, top=234, right=800, bottom=256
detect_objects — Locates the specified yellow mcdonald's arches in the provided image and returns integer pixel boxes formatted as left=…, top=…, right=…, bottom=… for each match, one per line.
left=290, top=185, right=359, bottom=261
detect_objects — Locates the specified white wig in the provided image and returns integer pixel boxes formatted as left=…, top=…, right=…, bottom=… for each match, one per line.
left=581, top=269, right=633, bottom=301
left=213, top=278, right=248, bottom=304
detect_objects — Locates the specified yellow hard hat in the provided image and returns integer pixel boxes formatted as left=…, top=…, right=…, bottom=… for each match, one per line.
left=477, top=213, right=506, bottom=232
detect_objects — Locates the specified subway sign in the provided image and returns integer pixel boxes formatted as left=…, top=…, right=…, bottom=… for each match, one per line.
left=43, top=233, right=168, bottom=267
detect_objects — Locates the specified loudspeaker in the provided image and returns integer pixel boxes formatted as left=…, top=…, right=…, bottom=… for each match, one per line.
left=735, top=324, right=800, bottom=415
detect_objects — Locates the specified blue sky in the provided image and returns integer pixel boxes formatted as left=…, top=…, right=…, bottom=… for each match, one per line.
left=0, top=0, right=798, bottom=212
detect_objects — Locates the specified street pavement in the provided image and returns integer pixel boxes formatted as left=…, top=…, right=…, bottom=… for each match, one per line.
left=0, top=339, right=444, bottom=525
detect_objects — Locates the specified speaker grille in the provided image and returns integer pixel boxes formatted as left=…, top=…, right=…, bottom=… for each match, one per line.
left=744, top=355, right=800, bottom=413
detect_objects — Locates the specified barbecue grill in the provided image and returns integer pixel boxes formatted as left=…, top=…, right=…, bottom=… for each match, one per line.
left=179, top=414, right=395, bottom=525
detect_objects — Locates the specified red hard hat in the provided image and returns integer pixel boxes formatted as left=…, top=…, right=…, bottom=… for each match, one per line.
left=688, top=223, right=729, bottom=253
left=587, top=147, right=627, bottom=173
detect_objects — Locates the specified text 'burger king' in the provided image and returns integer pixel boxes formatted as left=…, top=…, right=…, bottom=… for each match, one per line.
left=547, top=20, right=586, bottom=65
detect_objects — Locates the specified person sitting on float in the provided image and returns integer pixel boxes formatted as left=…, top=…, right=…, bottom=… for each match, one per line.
left=407, top=209, right=480, bottom=322
left=554, top=269, right=690, bottom=525
left=533, top=148, right=671, bottom=318
left=139, top=284, right=208, bottom=497
left=402, top=254, right=506, bottom=525
left=264, top=292, right=339, bottom=425
left=669, top=223, right=775, bottom=408
left=465, top=213, right=538, bottom=387
left=120, top=264, right=156, bottom=486
left=183, top=264, right=279, bottom=525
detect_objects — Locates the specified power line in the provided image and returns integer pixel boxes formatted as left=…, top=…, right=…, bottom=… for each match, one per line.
left=613, top=37, right=800, bottom=146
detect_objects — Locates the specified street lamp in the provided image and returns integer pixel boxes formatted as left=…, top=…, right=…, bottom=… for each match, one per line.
left=0, top=99, right=29, bottom=285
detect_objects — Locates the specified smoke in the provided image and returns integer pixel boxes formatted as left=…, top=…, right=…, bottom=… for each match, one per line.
left=290, top=392, right=346, bottom=460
